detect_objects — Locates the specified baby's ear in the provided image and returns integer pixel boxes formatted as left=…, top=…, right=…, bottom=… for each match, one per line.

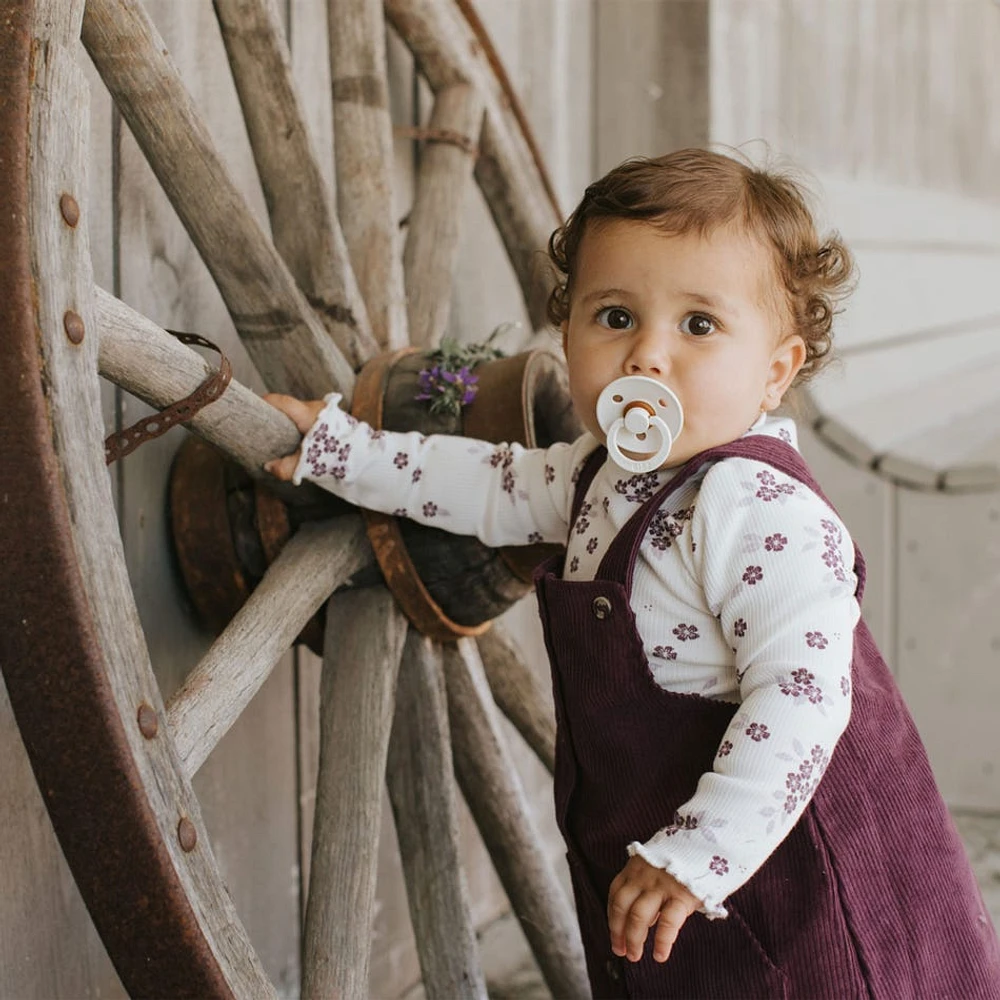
left=763, top=335, right=806, bottom=411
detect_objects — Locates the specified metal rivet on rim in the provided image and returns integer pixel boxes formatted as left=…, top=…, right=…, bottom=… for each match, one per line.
left=59, top=193, right=80, bottom=228
left=63, top=310, right=85, bottom=345
left=592, top=595, right=612, bottom=620
left=136, top=703, right=158, bottom=739
left=177, top=818, right=197, bottom=853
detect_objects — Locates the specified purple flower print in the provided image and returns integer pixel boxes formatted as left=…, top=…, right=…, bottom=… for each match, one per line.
left=527, top=531, right=543, bottom=544
left=841, top=675, right=851, bottom=697
left=779, top=668, right=824, bottom=704
left=412, top=468, right=423, bottom=483
left=805, top=631, right=828, bottom=649
left=764, top=533, right=787, bottom=552
left=717, top=740, right=733, bottom=758
left=778, top=427, right=792, bottom=444
left=709, top=856, right=730, bottom=876
left=501, top=468, right=516, bottom=495
left=393, top=452, right=409, bottom=469
left=544, top=464, right=555, bottom=485
left=742, top=565, right=763, bottom=585
left=664, top=813, right=699, bottom=836
left=648, top=506, right=694, bottom=552
left=392, top=508, right=407, bottom=517
left=615, top=472, right=660, bottom=504
left=754, top=469, right=796, bottom=502
left=820, top=518, right=849, bottom=584
left=569, top=556, right=579, bottom=573
left=782, top=744, right=830, bottom=817
left=673, top=623, right=699, bottom=642
left=733, top=618, right=747, bottom=638
left=423, top=502, right=438, bottom=518
left=575, top=501, right=593, bottom=535
left=586, top=537, right=599, bottom=554
left=488, top=444, right=514, bottom=469
left=368, top=427, right=386, bottom=442
left=653, top=645, right=677, bottom=661
left=746, top=722, right=771, bottom=742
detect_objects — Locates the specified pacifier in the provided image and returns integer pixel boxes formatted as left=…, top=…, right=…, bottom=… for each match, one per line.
left=596, top=376, right=684, bottom=473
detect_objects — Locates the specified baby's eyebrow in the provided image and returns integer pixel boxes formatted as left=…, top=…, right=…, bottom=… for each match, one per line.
left=577, top=287, right=633, bottom=306
left=685, top=291, right=740, bottom=316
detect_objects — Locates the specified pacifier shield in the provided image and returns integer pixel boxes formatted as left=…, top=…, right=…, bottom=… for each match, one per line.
left=596, top=376, right=684, bottom=474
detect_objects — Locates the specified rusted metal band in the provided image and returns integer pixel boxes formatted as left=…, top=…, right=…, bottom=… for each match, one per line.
left=394, top=124, right=479, bottom=157
left=104, top=331, right=232, bottom=465
left=352, top=349, right=491, bottom=643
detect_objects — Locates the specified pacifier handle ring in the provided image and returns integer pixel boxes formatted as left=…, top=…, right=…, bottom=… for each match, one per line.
left=606, top=414, right=672, bottom=474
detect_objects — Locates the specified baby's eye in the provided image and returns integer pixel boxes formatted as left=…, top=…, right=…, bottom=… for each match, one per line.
left=680, top=313, right=716, bottom=337
left=596, top=306, right=634, bottom=331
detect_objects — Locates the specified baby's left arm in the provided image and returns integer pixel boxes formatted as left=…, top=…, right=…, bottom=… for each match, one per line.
left=628, top=459, right=859, bottom=919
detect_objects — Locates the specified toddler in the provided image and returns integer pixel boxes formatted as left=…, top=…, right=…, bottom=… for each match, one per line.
left=266, top=149, right=1000, bottom=998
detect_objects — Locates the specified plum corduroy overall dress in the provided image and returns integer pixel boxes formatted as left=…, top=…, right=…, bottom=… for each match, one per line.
left=534, top=436, right=1000, bottom=999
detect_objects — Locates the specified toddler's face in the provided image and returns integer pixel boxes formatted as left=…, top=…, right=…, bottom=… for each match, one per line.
left=562, top=219, right=805, bottom=469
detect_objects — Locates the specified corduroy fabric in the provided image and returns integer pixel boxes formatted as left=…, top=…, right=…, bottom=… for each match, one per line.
left=535, top=438, right=1000, bottom=999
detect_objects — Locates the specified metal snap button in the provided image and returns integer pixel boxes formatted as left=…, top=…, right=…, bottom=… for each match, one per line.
left=592, top=595, right=612, bottom=620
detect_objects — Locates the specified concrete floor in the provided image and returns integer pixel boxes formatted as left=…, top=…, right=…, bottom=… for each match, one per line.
left=459, top=809, right=1000, bottom=1000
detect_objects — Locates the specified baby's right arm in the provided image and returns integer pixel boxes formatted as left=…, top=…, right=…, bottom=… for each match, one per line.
left=264, top=392, right=590, bottom=549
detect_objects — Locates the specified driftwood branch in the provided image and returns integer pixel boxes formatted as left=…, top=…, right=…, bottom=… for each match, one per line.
left=443, top=639, right=588, bottom=999
left=212, top=0, right=378, bottom=370
left=386, top=631, right=486, bottom=999
left=166, top=518, right=370, bottom=777
left=476, top=624, right=555, bottom=775
left=328, top=0, right=408, bottom=349
left=403, top=83, right=484, bottom=349
left=302, top=587, right=408, bottom=999
left=81, top=0, right=354, bottom=398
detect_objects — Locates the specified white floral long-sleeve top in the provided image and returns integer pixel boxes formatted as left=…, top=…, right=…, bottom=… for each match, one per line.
left=292, top=394, right=860, bottom=918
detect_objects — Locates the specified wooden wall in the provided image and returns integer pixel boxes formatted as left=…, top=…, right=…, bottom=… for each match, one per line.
left=3, top=1, right=998, bottom=997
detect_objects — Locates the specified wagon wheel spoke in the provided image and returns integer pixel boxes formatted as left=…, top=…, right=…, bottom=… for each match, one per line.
left=476, top=623, right=556, bottom=775
left=443, top=639, right=588, bottom=998
left=213, top=0, right=378, bottom=367
left=386, top=630, right=487, bottom=998
left=165, top=519, right=370, bottom=778
left=81, top=0, right=355, bottom=395
left=300, top=587, right=408, bottom=999
left=330, top=0, right=409, bottom=349
left=403, top=83, right=484, bottom=349
left=384, top=0, right=562, bottom=341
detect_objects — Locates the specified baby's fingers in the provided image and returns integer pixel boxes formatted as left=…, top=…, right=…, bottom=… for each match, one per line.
left=263, top=393, right=326, bottom=434
left=651, top=896, right=695, bottom=964
left=264, top=452, right=301, bottom=482
left=621, top=891, right=663, bottom=962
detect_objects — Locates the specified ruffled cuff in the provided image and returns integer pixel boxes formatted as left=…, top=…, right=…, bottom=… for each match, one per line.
left=627, top=840, right=729, bottom=920
left=291, top=392, right=349, bottom=486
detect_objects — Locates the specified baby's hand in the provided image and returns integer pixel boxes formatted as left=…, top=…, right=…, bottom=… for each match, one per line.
left=262, top=393, right=326, bottom=481
left=607, top=854, right=701, bottom=964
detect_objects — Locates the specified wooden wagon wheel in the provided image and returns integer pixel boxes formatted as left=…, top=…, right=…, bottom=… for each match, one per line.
left=0, top=0, right=589, bottom=996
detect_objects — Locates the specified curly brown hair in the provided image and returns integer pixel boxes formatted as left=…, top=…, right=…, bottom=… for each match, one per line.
left=547, top=148, right=855, bottom=383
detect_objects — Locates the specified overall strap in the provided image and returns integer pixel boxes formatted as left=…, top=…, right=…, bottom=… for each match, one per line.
left=569, top=444, right=606, bottom=525
left=597, top=435, right=867, bottom=601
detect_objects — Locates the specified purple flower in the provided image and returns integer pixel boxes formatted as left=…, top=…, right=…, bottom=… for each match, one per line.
left=423, top=502, right=438, bottom=517
left=733, top=618, right=747, bottom=637
left=527, top=531, right=543, bottom=544
left=746, top=722, right=770, bottom=742
left=742, top=565, right=763, bottom=585
left=709, top=856, right=729, bottom=876
left=653, top=645, right=677, bottom=661
left=717, top=740, right=733, bottom=758
left=673, top=623, right=699, bottom=642
left=393, top=452, right=409, bottom=469
left=764, top=533, right=787, bottom=552
left=841, top=676, right=851, bottom=697
left=805, top=631, right=828, bottom=649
